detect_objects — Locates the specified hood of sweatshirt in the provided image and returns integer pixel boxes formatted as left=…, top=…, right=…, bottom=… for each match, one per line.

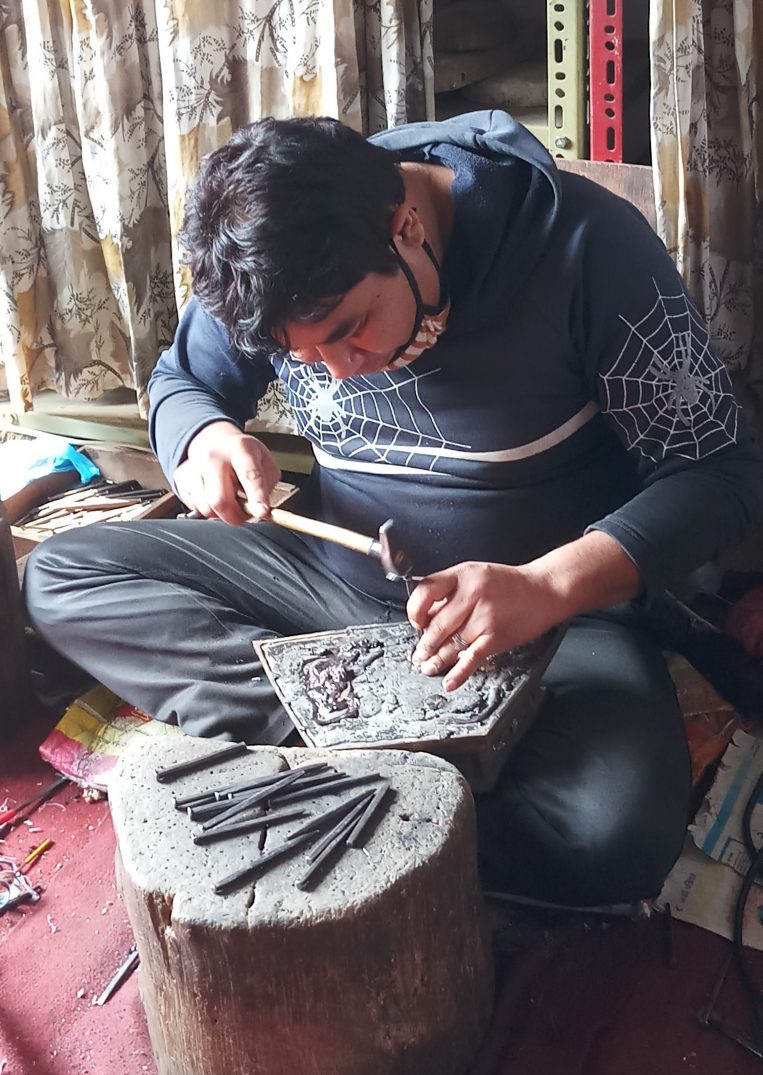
left=369, top=110, right=561, bottom=314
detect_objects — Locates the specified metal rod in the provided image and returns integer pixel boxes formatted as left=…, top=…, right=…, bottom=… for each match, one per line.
left=696, top=953, right=763, bottom=1060
left=189, top=798, right=264, bottom=822
left=214, top=831, right=317, bottom=895
left=297, top=801, right=371, bottom=890
left=190, top=770, right=358, bottom=819
left=213, top=764, right=332, bottom=799
left=173, top=762, right=332, bottom=807
left=261, top=771, right=348, bottom=798
left=346, top=781, right=391, bottom=848
left=697, top=954, right=733, bottom=1027
left=174, top=790, right=218, bottom=810
left=305, top=795, right=373, bottom=863
left=276, top=773, right=382, bottom=806
left=708, top=1013, right=763, bottom=1061
left=199, top=770, right=303, bottom=832
left=287, top=789, right=377, bottom=840
left=156, top=743, right=249, bottom=783
left=0, top=775, right=69, bottom=823
left=95, top=947, right=140, bottom=1006
left=194, top=808, right=306, bottom=845
left=662, top=902, right=677, bottom=969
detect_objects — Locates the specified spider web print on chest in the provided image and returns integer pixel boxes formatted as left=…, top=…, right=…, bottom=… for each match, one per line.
left=600, top=280, right=739, bottom=462
left=278, top=362, right=471, bottom=470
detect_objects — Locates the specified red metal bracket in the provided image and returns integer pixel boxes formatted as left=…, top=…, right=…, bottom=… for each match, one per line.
left=589, top=0, right=623, bottom=161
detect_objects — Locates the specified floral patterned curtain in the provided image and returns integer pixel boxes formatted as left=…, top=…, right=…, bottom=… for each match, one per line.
left=0, top=1, right=433, bottom=418
left=649, top=0, right=762, bottom=430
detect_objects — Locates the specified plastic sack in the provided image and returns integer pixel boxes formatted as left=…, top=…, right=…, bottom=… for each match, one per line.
left=0, top=436, right=100, bottom=500
left=39, top=684, right=179, bottom=791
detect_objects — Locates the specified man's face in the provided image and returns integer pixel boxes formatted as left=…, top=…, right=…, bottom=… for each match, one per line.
left=284, top=267, right=415, bottom=379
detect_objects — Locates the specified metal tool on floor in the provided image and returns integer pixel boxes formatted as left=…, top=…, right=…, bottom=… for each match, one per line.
left=96, top=946, right=140, bottom=1005
left=697, top=953, right=763, bottom=1061
left=0, top=774, right=69, bottom=837
left=0, top=853, right=41, bottom=913
left=20, top=838, right=54, bottom=874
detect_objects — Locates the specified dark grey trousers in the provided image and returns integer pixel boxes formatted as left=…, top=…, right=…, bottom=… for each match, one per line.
left=24, top=517, right=691, bottom=906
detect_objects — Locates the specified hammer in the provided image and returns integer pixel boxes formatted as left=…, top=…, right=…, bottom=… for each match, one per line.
left=180, top=497, right=418, bottom=586
left=267, top=509, right=418, bottom=587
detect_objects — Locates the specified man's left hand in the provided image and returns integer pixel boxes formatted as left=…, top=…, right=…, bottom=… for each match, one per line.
left=407, top=534, right=642, bottom=691
left=407, top=561, right=565, bottom=692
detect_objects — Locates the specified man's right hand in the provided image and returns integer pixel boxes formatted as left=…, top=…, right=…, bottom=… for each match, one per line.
left=174, top=421, right=281, bottom=525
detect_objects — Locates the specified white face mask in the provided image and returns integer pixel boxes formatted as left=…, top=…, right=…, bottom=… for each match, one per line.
left=386, top=239, right=450, bottom=370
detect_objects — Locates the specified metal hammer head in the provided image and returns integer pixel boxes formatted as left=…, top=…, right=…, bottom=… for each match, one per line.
left=375, top=519, right=414, bottom=581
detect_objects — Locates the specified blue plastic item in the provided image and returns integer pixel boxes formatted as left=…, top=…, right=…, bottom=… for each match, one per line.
left=0, top=437, right=101, bottom=500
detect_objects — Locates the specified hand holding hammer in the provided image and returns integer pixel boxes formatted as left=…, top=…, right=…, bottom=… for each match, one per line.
left=173, top=427, right=418, bottom=587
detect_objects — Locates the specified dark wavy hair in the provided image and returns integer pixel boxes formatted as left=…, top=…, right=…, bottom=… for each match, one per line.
left=180, top=116, right=405, bottom=359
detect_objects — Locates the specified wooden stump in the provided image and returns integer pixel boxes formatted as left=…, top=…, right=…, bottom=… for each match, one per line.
left=110, top=741, right=494, bottom=1075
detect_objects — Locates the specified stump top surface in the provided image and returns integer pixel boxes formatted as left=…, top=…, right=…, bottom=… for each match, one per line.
left=110, top=740, right=471, bottom=927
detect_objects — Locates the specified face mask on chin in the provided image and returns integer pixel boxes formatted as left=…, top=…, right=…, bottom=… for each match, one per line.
left=386, top=239, right=450, bottom=370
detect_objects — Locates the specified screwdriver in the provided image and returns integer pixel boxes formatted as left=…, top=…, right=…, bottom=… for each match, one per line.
left=0, top=775, right=69, bottom=835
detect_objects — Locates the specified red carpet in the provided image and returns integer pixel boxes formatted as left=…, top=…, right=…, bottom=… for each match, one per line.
left=0, top=710, right=153, bottom=1075
left=3, top=708, right=763, bottom=1075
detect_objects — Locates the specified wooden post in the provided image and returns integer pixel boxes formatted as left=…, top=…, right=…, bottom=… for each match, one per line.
left=112, top=743, right=495, bottom=1075
left=0, top=500, right=31, bottom=734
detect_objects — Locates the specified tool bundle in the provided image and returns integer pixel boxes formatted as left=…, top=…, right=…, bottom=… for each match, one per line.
left=156, top=745, right=393, bottom=895
left=12, top=478, right=172, bottom=540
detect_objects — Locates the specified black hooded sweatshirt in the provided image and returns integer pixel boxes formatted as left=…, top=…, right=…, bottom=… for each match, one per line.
left=148, top=111, right=763, bottom=605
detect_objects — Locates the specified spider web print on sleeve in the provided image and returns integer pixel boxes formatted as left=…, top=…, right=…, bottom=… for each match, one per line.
left=277, top=360, right=471, bottom=471
left=599, top=280, right=739, bottom=462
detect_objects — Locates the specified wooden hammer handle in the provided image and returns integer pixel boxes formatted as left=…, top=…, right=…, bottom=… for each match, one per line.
left=268, top=507, right=378, bottom=558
